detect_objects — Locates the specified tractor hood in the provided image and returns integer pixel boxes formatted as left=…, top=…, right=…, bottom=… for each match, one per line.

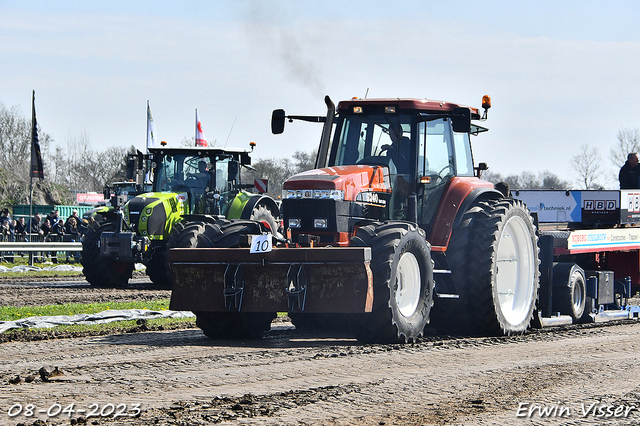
left=282, top=165, right=392, bottom=201
left=123, top=191, right=187, bottom=240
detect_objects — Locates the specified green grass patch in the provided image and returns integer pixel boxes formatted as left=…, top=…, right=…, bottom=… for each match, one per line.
left=0, top=269, right=83, bottom=278
left=0, top=299, right=171, bottom=321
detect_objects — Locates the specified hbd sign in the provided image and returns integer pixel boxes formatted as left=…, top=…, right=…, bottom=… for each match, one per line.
left=583, top=200, right=616, bottom=211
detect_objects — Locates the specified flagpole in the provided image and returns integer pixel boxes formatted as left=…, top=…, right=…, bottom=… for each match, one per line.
left=29, top=91, right=35, bottom=264
left=146, top=100, right=150, bottom=154
left=195, top=108, right=197, bottom=147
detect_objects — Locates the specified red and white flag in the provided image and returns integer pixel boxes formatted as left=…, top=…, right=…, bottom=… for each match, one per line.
left=195, top=109, right=208, bottom=147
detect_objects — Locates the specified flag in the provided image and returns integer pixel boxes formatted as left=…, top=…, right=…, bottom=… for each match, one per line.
left=195, top=109, right=208, bottom=147
left=30, top=90, right=44, bottom=180
left=147, top=101, right=158, bottom=149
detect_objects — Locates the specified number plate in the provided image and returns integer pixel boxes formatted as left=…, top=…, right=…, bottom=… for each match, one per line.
left=250, top=234, right=273, bottom=253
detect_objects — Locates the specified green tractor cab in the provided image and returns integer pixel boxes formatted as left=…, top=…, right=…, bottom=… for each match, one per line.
left=81, top=145, right=279, bottom=288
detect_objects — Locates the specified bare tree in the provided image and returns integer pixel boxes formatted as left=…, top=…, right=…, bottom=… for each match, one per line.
left=571, top=144, right=602, bottom=189
left=610, top=127, right=640, bottom=169
left=481, top=169, right=569, bottom=190
left=540, top=170, right=569, bottom=189
left=292, top=150, right=317, bottom=173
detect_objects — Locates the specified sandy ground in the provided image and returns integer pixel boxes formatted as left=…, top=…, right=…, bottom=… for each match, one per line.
left=1, top=278, right=640, bottom=426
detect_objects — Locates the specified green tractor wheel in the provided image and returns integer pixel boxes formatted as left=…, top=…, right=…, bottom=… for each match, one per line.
left=81, top=221, right=134, bottom=288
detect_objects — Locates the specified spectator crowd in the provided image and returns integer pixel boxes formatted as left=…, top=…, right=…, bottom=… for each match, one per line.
left=0, top=208, right=95, bottom=263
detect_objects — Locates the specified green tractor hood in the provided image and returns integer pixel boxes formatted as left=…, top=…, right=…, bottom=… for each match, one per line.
left=123, top=191, right=187, bottom=241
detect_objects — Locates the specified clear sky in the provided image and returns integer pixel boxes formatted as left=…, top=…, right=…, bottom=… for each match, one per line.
left=1, top=0, right=639, bottom=188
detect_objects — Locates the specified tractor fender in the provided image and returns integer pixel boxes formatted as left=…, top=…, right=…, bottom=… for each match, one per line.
left=227, top=191, right=280, bottom=220
left=239, top=194, right=280, bottom=220
left=429, top=177, right=501, bottom=250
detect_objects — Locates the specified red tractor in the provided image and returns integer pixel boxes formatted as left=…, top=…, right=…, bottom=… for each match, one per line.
left=169, top=95, right=540, bottom=343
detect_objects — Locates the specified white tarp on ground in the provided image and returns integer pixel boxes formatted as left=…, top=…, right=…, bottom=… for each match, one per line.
left=0, top=264, right=147, bottom=273
left=0, top=309, right=195, bottom=333
left=0, top=264, right=84, bottom=273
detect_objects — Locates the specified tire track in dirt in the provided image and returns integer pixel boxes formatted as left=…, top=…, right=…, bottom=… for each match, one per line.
left=0, top=321, right=639, bottom=425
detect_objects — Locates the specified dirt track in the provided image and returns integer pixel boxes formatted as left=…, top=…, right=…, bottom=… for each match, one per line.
left=1, top=279, right=640, bottom=425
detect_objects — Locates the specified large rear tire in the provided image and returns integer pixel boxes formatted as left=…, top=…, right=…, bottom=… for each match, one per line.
left=440, top=199, right=539, bottom=336
left=153, top=220, right=210, bottom=289
left=191, top=219, right=277, bottom=339
left=81, top=221, right=134, bottom=288
left=349, top=222, right=434, bottom=343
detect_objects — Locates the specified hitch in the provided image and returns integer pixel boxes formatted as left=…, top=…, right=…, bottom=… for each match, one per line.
left=223, top=264, right=244, bottom=311
left=286, top=264, right=307, bottom=312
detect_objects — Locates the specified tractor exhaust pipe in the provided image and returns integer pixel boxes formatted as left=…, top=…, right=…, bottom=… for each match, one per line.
left=315, top=96, right=335, bottom=169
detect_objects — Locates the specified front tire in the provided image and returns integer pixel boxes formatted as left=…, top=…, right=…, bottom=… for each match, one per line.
left=81, top=221, right=134, bottom=288
left=191, top=219, right=276, bottom=339
left=350, top=222, right=434, bottom=343
left=249, top=204, right=280, bottom=235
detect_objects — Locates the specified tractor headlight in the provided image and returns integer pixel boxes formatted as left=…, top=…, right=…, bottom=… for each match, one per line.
left=313, top=218, right=328, bottom=229
left=281, top=190, right=296, bottom=199
left=288, top=218, right=301, bottom=228
left=314, top=190, right=344, bottom=200
left=282, top=189, right=344, bottom=200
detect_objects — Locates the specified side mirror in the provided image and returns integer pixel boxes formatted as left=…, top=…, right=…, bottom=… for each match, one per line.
left=125, top=158, right=136, bottom=181
left=228, top=160, right=239, bottom=181
left=103, top=185, right=111, bottom=202
left=271, top=109, right=286, bottom=134
left=452, top=107, right=471, bottom=133
left=475, top=162, right=488, bottom=179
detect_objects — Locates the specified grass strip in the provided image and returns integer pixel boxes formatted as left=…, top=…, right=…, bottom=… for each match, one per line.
left=0, top=299, right=172, bottom=321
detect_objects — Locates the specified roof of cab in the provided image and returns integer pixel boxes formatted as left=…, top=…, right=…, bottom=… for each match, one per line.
left=337, top=98, right=480, bottom=118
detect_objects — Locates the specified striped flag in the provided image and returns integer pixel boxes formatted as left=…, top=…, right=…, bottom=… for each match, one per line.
left=195, top=109, right=208, bottom=147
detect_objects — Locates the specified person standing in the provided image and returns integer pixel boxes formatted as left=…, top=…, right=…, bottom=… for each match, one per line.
left=619, top=152, right=640, bottom=189
left=51, top=218, right=65, bottom=264
left=65, top=216, right=81, bottom=263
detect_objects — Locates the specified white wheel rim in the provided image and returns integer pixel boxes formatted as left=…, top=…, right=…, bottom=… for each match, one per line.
left=395, top=251, right=421, bottom=318
left=495, top=215, right=535, bottom=326
left=572, top=275, right=584, bottom=312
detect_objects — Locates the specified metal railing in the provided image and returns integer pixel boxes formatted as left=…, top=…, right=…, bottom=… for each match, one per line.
left=0, top=233, right=82, bottom=263
left=0, top=241, right=82, bottom=252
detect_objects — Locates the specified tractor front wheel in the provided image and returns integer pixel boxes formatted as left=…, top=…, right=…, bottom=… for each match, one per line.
left=191, top=219, right=277, bottom=339
left=349, top=222, right=434, bottom=343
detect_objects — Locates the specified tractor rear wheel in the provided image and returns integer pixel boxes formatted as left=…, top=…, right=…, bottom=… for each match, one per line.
left=349, top=222, right=434, bottom=343
left=81, top=221, right=134, bottom=288
left=441, top=199, right=539, bottom=336
left=150, top=220, right=210, bottom=289
left=192, top=219, right=276, bottom=339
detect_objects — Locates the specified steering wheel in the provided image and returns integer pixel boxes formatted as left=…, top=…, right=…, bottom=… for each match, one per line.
left=437, top=164, right=454, bottom=179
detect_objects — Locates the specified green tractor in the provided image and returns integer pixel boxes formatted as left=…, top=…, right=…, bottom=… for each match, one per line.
left=81, top=144, right=280, bottom=288
left=82, top=180, right=153, bottom=222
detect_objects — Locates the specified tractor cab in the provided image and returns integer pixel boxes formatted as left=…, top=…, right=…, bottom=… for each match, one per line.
left=148, top=147, right=252, bottom=216
left=274, top=97, right=491, bottom=242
